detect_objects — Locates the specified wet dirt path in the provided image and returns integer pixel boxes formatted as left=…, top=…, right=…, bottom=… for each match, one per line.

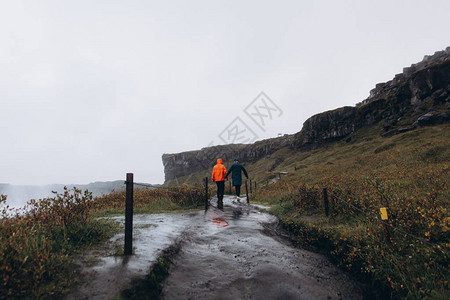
left=161, top=196, right=363, bottom=299
left=67, top=196, right=363, bottom=299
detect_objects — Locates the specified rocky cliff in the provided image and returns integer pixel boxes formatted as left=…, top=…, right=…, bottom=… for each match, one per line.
left=292, top=47, right=450, bottom=149
left=162, top=135, right=293, bottom=182
left=163, top=48, right=450, bottom=183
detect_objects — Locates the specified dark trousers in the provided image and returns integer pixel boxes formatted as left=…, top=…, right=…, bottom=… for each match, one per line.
left=216, top=181, right=225, bottom=201
left=234, top=185, right=241, bottom=197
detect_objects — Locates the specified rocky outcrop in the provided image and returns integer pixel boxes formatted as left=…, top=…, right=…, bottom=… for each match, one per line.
left=292, top=106, right=356, bottom=150
left=357, top=47, right=450, bottom=106
left=162, top=135, right=293, bottom=182
left=292, top=47, right=450, bottom=150
left=162, top=145, right=246, bottom=182
left=163, top=48, right=450, bottom=183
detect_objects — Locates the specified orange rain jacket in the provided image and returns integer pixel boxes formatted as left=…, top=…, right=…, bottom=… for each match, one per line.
left=211, top=158, right=227, bottom=182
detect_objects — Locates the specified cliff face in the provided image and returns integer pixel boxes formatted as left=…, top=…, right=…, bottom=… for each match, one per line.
left=162, top=135, right=293, bottom=182
left=163, top=48, right=450, bottom=183
left=162, top=145, right=246, bottom=182
left=292, top=106, right=357, bottom=150
left=292, top=47, right=449, bottom=149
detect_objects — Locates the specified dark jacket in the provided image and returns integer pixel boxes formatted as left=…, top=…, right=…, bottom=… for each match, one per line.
left=225, top=162, right=248, bottom=186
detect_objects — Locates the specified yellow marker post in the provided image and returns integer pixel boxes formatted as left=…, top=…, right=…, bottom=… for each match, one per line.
left=380, top=207, right=388, bottom=220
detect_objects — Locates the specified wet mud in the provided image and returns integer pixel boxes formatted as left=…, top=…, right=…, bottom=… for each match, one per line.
left=67, top=196, right=363, bottom=299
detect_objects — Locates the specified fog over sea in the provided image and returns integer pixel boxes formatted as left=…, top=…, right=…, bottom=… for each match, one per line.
left=0, top=181, right=144, bottom=209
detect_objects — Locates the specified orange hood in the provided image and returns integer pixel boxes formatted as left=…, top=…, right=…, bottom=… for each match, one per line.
left=212, top=158, right=227, bottom=181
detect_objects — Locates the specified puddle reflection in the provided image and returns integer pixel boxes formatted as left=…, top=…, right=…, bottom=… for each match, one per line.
left=212, top=217, right=229, bottom=228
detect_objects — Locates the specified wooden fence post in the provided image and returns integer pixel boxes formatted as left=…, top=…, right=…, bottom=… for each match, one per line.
left=254, top=181, right=257, bottom=191
left=249, top=179, right=252, bottom=193
left=380, top=208, right=391, bottom=242
left=125, top=173, right=134, bottom=255
left=245, top=180, right=250, bottom=204
left=383, top=223, right=392, bottom=242
left=323, top=188, right=329, bottom=217
left=204, top=177, right=209, bottom=210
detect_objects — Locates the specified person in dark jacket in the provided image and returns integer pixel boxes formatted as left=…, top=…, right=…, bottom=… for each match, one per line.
left=225, top=158, right=248, bottom=201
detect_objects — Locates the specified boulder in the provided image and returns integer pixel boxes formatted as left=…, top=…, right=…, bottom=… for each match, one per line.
left=416, top=112, right=449, bottom=126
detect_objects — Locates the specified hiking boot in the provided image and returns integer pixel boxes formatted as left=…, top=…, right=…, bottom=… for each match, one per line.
left=236, top=197, right=241, bottom=202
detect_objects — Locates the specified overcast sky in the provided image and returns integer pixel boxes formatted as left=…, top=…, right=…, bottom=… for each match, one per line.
left=1, top=0, right=449, bottom=185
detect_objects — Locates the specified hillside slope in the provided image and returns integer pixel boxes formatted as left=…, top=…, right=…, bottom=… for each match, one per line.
left=162, top=47, right=449, bottom=186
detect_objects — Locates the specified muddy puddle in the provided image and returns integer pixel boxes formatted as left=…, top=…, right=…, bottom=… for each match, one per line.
left=67, top=196, right=363, bottom=299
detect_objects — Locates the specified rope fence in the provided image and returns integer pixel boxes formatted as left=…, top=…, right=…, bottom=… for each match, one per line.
left=122, top=173, right=446, bottom=257
left=331, top=193, right=441, bottom=250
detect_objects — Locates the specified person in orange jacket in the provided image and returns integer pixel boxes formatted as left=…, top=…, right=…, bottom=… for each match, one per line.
left=212, top=158, right=227, bottom=209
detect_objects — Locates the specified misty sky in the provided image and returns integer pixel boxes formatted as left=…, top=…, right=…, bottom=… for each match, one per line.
left=1, top=0, right=449, bottom=185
